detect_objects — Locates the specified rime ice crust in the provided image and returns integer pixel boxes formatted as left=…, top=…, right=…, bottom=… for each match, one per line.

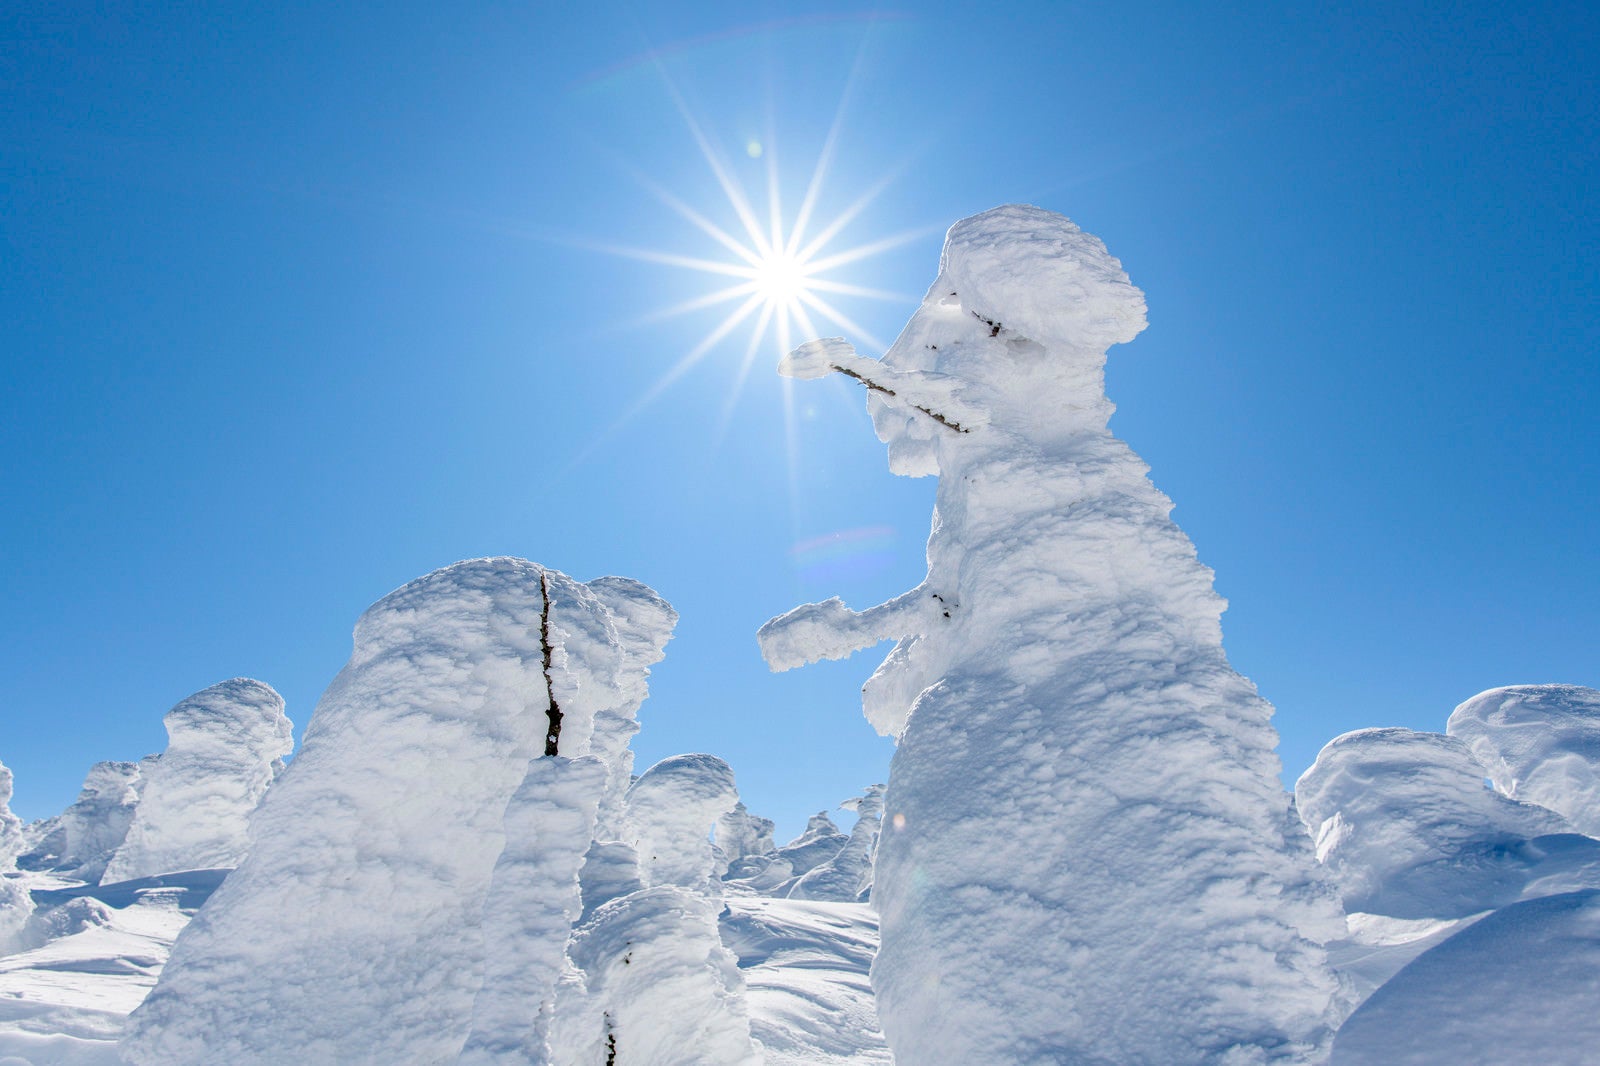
left=761, top=205, right=1343, bottom=1064
left=119, top=558, right=676, bottom=1066
left=101, top=679, right=291, bottom=885
left=1447, top=685, right=1600, bottom=836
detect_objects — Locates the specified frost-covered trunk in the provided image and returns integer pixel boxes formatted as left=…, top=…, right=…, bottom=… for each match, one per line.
left=761, top=205, right=1343, bottom=1064
left=119, top=558, right=676, bottom=1066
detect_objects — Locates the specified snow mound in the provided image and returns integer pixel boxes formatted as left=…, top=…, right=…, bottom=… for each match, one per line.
left=23, top=763, right=143, bottom=884
left=761, top=205, right=1342, bottom=1063
left=1447, top=684, right=1600, bottom=836
left=1331, top=888, right=1600, bottom=1064
left=1296, top=727, right=1576, bottom=918
left=0, top=764, right=24, bottom=872
left=101, top=680, right=290, bottom=885
left=715, top=802, right=777, bottom=879
left=119, top=558, right=675, bottom=1066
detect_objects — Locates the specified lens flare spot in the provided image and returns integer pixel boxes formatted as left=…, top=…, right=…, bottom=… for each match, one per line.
left=746, top=139, right=763, bottom=158
left=892, top=812, right=907, bottom=830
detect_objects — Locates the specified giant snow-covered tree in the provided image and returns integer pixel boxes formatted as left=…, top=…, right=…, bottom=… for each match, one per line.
left=120, top=558, right=677, bottom=1066
left=760, top=204, right=1344, bottom=1064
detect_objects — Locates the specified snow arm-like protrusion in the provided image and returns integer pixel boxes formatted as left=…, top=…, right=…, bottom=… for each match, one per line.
left=757, top=584, right=933, bottom=672
left=780, top=338, right=986, bottom=433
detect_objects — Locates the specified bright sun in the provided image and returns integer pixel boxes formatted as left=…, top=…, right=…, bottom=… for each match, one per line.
left=752, top=248, right=809, bottom=305
left=588, top=92, right=932, bottom=444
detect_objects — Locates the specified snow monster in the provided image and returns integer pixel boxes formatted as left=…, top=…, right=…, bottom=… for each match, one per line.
left=759, top=205, right=1344, bottom=1064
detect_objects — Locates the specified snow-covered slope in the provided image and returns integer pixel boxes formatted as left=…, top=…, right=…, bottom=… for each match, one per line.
left=1331, top=888, right=1600, bottom=1064
left=720, top=897, right=890, bottom=1066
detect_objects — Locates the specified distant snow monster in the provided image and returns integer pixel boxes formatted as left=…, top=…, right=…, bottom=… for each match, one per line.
left=759, top=205, right=1344, bottom=1064
left=101, top=678, right=292, bottom=884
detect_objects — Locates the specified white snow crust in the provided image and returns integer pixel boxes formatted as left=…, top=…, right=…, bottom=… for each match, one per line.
left=1447, top=684, right=1600, bottom=836
left=760, top=204, right=1343, bottom=1064
left=100, top=680, right=290, bottom=885
left=118, top=558, right=676, bottom=1066
left=719, top=897, right=891, bottom=1065
left=1331, top=888, right=1600, bottom=1064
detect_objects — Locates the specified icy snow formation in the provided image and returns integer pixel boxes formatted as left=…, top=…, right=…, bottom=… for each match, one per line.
left=1295, top=728, right=1579, bottom=918
left=1447, top=684, right=1600, bottom=836
left=760, top=204, right=1343, bottom=1063
left=119, top=558, right=676, bottom=1066
left=1330, top=888, right=1600, bottom=1064
left=101, top=680, right=291, bottom=885
left=555, top=887, right=761, bottom=1066
left=24, top=761, right=143, bottom=883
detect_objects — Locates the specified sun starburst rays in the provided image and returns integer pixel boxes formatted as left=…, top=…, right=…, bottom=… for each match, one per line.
left=564, top=52, right=926, bottom=480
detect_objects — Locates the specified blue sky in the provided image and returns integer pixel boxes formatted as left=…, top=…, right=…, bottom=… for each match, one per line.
left=3, top=2, right=1595, bottom=839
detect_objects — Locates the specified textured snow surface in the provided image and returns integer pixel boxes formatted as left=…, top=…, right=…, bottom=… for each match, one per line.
left=786, top=786, right=882, bottom=902
left=101, top=680, right=290, bottom=885
left=119, top=558, right=675, bottom=1066
left=1447, top=684, right=1600, bottom=836
left=720, top=898, right=890, bottom=1065
left=1331, top=888, right=1600, bottom=1064
left=1295, top=727, right=1580, bottom=918
left=762, top=204, right=1343, bottom=1064
left=0, top=872, right=213, bottom=1066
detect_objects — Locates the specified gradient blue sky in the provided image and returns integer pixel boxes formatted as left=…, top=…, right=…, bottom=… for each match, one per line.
left=4, top=2, right=1595, bottom=839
